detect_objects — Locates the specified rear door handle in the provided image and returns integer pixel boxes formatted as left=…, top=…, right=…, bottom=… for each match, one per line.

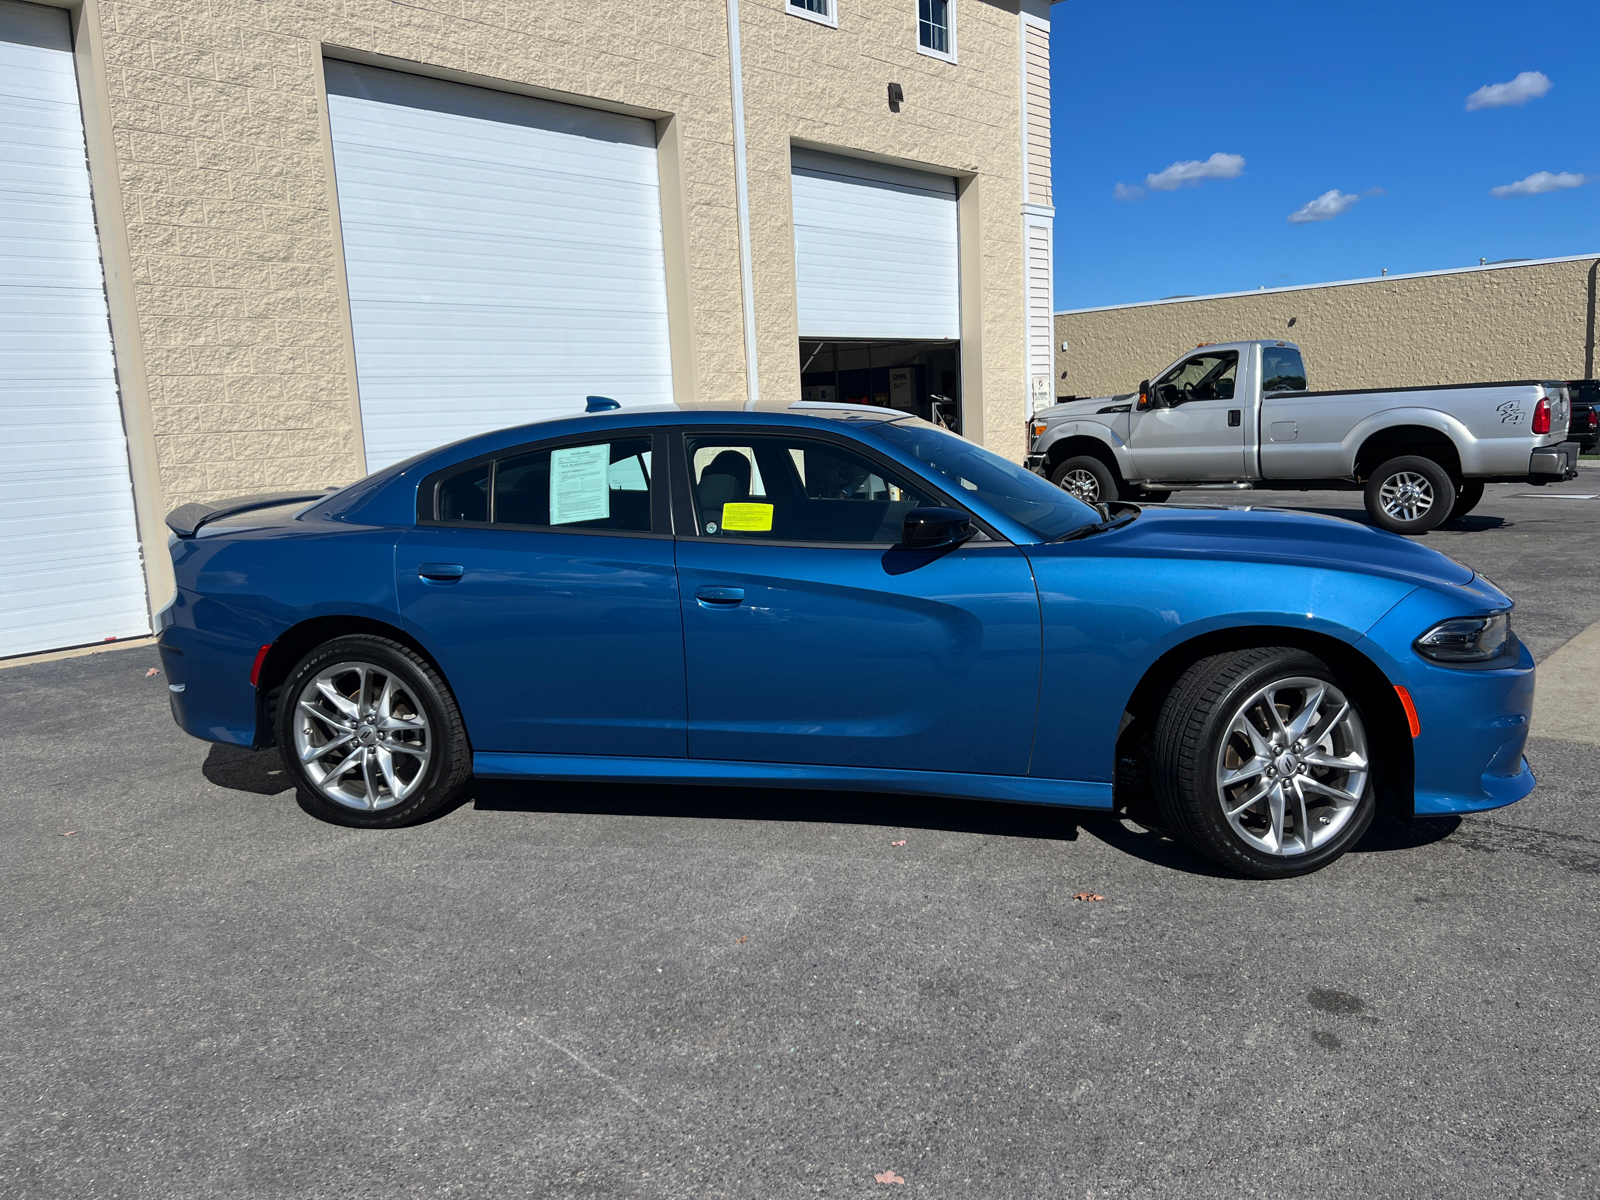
left=694, top=585, right=745, bottom=606
left=419, top=562, right=464, bottom=583
left=1228, top=410, right=1242, bottom=427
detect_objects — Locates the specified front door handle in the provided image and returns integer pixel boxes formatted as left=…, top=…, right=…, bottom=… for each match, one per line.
left=1228, top=409, right=1242, bottom=427
left=694, top=585, right=745, bottom=606
left=419, top=562, right=464, bottom=583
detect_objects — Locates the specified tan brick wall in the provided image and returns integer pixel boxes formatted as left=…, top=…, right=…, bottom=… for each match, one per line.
left=1055, top=257, right=1600, bottom=401
left=88, top=0, right=1035, bottom=507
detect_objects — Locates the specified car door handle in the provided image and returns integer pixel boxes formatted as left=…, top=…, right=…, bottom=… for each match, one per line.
left=1228, top=410, right=1241, bottom=427
left=419, top=563, right=464, bottom=583
left=694, top=585, right=745, bottom=606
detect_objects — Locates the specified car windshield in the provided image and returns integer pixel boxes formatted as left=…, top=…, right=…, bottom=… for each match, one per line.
left=866, top=419, right=1098, bottom=540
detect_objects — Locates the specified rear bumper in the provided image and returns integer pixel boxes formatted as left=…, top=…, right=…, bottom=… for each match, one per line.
left=1527, top=440, right=1580, bottom=482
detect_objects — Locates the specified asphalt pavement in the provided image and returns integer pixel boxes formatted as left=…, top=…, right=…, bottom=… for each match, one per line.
left=4, top=478, right=1598, bottom=1199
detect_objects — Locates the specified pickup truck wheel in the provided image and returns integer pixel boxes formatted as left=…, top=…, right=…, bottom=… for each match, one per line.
left=1448, top=480, right=1485, bottom=522
left=1137, top=490, right=1172, bottom=503
left=1051, top=456, right=1118, bottom=504
left=1151, top=647, right=1376, bottom=878
left=1363, top=456, right=1455, bottom=534
left=277, top=634, right=472, bottom=828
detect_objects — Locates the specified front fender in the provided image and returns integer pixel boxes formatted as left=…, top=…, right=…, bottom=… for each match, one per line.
left=1036, top=420, right=1135, bottom=479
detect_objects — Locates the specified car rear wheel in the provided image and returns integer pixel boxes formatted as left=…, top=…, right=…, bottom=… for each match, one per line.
left=1448, top=480, right=1485, bottom=522
left=277, top=634, right=471, bottom=827
left=1363, top=455, right=1455, bottom=534
left=1151, top=647, right=1376, bottom=878
left=1051, top=455, right=1118, bottom=504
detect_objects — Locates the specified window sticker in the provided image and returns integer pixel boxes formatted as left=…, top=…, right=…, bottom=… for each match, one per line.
left=720, top=502, right=774, bottom=532
left=549, top=443, right=611, bottom=525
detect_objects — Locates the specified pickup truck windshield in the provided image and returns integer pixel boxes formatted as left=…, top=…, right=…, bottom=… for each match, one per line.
left=868, top=419, right=1097, bottom=540
left=1263, top=345, right=1307, bottom=392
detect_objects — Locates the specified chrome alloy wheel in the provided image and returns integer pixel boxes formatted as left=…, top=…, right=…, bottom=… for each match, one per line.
left=1378, top=471, right=1436, bottom=523
left=1058, top=468, right=1101, bottom=504
left=1214, top=676, right=1368, bottom=857
left=291, top=660, right=431, bottom=811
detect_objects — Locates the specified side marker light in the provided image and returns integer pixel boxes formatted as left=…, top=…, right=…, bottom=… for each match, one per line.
left=1394, top=686, right=1420, bottom=738
left=249, top=644, right=272, bottom=687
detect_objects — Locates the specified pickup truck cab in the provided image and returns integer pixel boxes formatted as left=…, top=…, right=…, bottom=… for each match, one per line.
left=1026, top=340, right=1579, bottom=533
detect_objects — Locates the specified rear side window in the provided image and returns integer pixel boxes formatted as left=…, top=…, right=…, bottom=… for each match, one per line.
left=1262, top=346, right=1307, bottom=392
left=431, top=437, right=654, bottom=532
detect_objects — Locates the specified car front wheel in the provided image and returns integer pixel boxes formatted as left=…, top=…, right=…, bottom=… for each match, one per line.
left=1051, top=455, right=1118, bottom=504
left=1151, top=647, right=1376, bottom=878
left=277, top=634, right=471, bottom=827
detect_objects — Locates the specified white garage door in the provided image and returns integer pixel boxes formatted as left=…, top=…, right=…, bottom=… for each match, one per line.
left=324, top=62, right=676, bottom=473
left=791, top=148, right=960, bottom=341
left=0, top=0, right=148, bottom=659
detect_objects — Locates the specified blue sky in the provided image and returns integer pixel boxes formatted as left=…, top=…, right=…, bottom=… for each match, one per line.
left=1048, top=0, right=1600, bottom=310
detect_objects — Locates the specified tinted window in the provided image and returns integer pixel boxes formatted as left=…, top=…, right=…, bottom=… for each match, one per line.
left=1155, top=351, right=1239, bottom=405
left=1262, top=346, right=1307, bottom=392
left=685, top=433, right=937, bottom=544
left=866, top=420, right=1097, bottom=541
left=433, top=438, right=654, bottom=532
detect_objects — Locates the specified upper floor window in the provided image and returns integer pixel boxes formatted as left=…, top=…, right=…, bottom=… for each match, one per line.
left=918, top=0, right=955, bottom=61
left=787, top=0, right=836, bottom=28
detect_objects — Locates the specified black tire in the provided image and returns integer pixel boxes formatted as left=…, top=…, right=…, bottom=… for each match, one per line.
left=1363, top=455, right=1455, bottom=534
left=1151, top=647, right=1377, bottom=879
left=1051, top=455, right=1119, bottom=504
left=1448, top=479, right=1485, bottom=522
left=276, top=634, right=471, bottom=828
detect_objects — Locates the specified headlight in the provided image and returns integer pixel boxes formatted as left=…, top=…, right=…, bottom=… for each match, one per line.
left=1414, top=612, right=1512, bottom=663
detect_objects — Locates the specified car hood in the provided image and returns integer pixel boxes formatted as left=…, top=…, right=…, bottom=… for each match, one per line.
left=1043, top=393, right=1132, bottom=420
left=1039, top=503, right=1477, bottom=590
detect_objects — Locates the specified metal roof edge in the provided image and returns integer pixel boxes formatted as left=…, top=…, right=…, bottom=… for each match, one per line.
left=1055, top=252, right=1600, bottom=317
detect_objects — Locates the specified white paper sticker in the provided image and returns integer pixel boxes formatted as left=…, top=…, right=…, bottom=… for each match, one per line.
left=549, top=444, right=611, bottom=525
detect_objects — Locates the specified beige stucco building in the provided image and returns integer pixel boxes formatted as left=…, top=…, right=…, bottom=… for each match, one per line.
left=1055, top=254, right=1600, bottom=401
left=0, top=0, right=1058, bottom=659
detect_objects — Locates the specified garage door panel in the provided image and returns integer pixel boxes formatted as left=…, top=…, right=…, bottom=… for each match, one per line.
left=0, top=0, right=149, bottom=658
left=326, top=61, right=675, bottom=473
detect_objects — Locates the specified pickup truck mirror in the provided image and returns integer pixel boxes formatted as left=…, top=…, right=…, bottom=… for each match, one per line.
left=1135, top=380, right=1154, bottom=411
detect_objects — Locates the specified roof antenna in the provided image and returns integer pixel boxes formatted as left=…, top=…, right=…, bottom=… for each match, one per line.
left=586, top=395, right=622, bottom=412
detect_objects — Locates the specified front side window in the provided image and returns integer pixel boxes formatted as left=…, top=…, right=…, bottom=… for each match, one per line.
left=685, top=433, right=938, bottom=544
left=1154, top=351, right=1239, bottom=406
left=1262, top=346, right=1307, bottom=392
left=866, top=420, right=1095, bottom=540
left=432, top=437, right=654, bottom=533
left=918, top=0, right=953, bottom=57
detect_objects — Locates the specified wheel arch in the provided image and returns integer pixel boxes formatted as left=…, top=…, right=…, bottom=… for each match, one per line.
left=1117, top=625, right=1414, bottom=823
left=1353, top=422, right=1465, bottom=483
left=1042, top=433, right=1129, bottom=485
left=252, top=614, right=446, bottom=749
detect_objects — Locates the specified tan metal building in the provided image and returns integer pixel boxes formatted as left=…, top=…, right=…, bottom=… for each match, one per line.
left=1055, top=253, right=1600, bottom=402
left=0, top=0, right=1058, bottom=659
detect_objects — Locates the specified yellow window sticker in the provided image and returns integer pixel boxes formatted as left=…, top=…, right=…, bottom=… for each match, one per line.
left=720, top=502, right=773, bottom=532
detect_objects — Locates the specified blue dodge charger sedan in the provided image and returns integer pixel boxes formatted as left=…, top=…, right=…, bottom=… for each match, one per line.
left=160, top=401, right=1535, bottom=878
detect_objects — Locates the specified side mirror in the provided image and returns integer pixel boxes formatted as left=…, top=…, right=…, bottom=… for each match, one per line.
left=1135, top=379, right=1153, bottom=410
left=902, top=506, right=973, bottom=550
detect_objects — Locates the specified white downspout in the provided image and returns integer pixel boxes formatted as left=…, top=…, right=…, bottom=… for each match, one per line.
left=724, top=0, right=761, bottom=407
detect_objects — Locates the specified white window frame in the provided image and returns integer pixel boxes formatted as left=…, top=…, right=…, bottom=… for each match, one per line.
left=787, top=0, right=837, bottom=29
left=916, top=0, right=957, bottom=63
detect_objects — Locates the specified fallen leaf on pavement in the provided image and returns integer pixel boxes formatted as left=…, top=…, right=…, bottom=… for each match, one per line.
left=1073, top=892, right=1104, bottom=902
left=890, top=840, right=906, bottom=847
left=145, top=668, right=160, bottom=677
left=874, top=1170, right=905, bottom=1185
left=62, top=831, right=76, bottom=837
left=736, top=935, right=748, bottom=944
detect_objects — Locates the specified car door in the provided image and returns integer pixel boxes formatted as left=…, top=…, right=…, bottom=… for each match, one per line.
left=671, top=426, right=1041, bottom=776
left=1128, top=349, right=1246, bottom=480
left=397, top=430, right=686, bottom=758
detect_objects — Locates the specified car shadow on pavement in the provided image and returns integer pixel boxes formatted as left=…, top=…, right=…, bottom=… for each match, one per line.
left=203, top=743, right=294, bottom=795
left=1296, top=506, right=1507, bottom=533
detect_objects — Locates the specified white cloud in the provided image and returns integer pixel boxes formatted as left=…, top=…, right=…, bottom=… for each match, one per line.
left=1144, top=152, right=1246, bottom=191
left=1288, top=189, right=1362, bottom=224
left=1490, top=171, right=1588, bottom=197
left=1465, top=71, right=1552, bottom=111
left=1113, top=182, right=1144, bottom=202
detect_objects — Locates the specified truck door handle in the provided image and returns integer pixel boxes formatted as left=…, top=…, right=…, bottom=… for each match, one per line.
left=419, top=563, right=464, bottom=583
left=694, top=585, right=745, bottom=606
left=1228, top=410, right=1241, bottom=427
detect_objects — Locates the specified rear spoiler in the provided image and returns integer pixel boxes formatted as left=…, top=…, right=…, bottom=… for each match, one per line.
left=165, top=490, right=334, bottom=539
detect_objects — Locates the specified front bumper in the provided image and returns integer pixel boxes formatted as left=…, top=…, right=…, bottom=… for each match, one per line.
left=1528, top=440, right=1580, bottom=482
left=1025, top=453, right=1046, bottom=476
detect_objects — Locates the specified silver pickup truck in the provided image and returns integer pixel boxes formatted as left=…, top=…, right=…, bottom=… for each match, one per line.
left=1025, top=340, right=1579, bottom=533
